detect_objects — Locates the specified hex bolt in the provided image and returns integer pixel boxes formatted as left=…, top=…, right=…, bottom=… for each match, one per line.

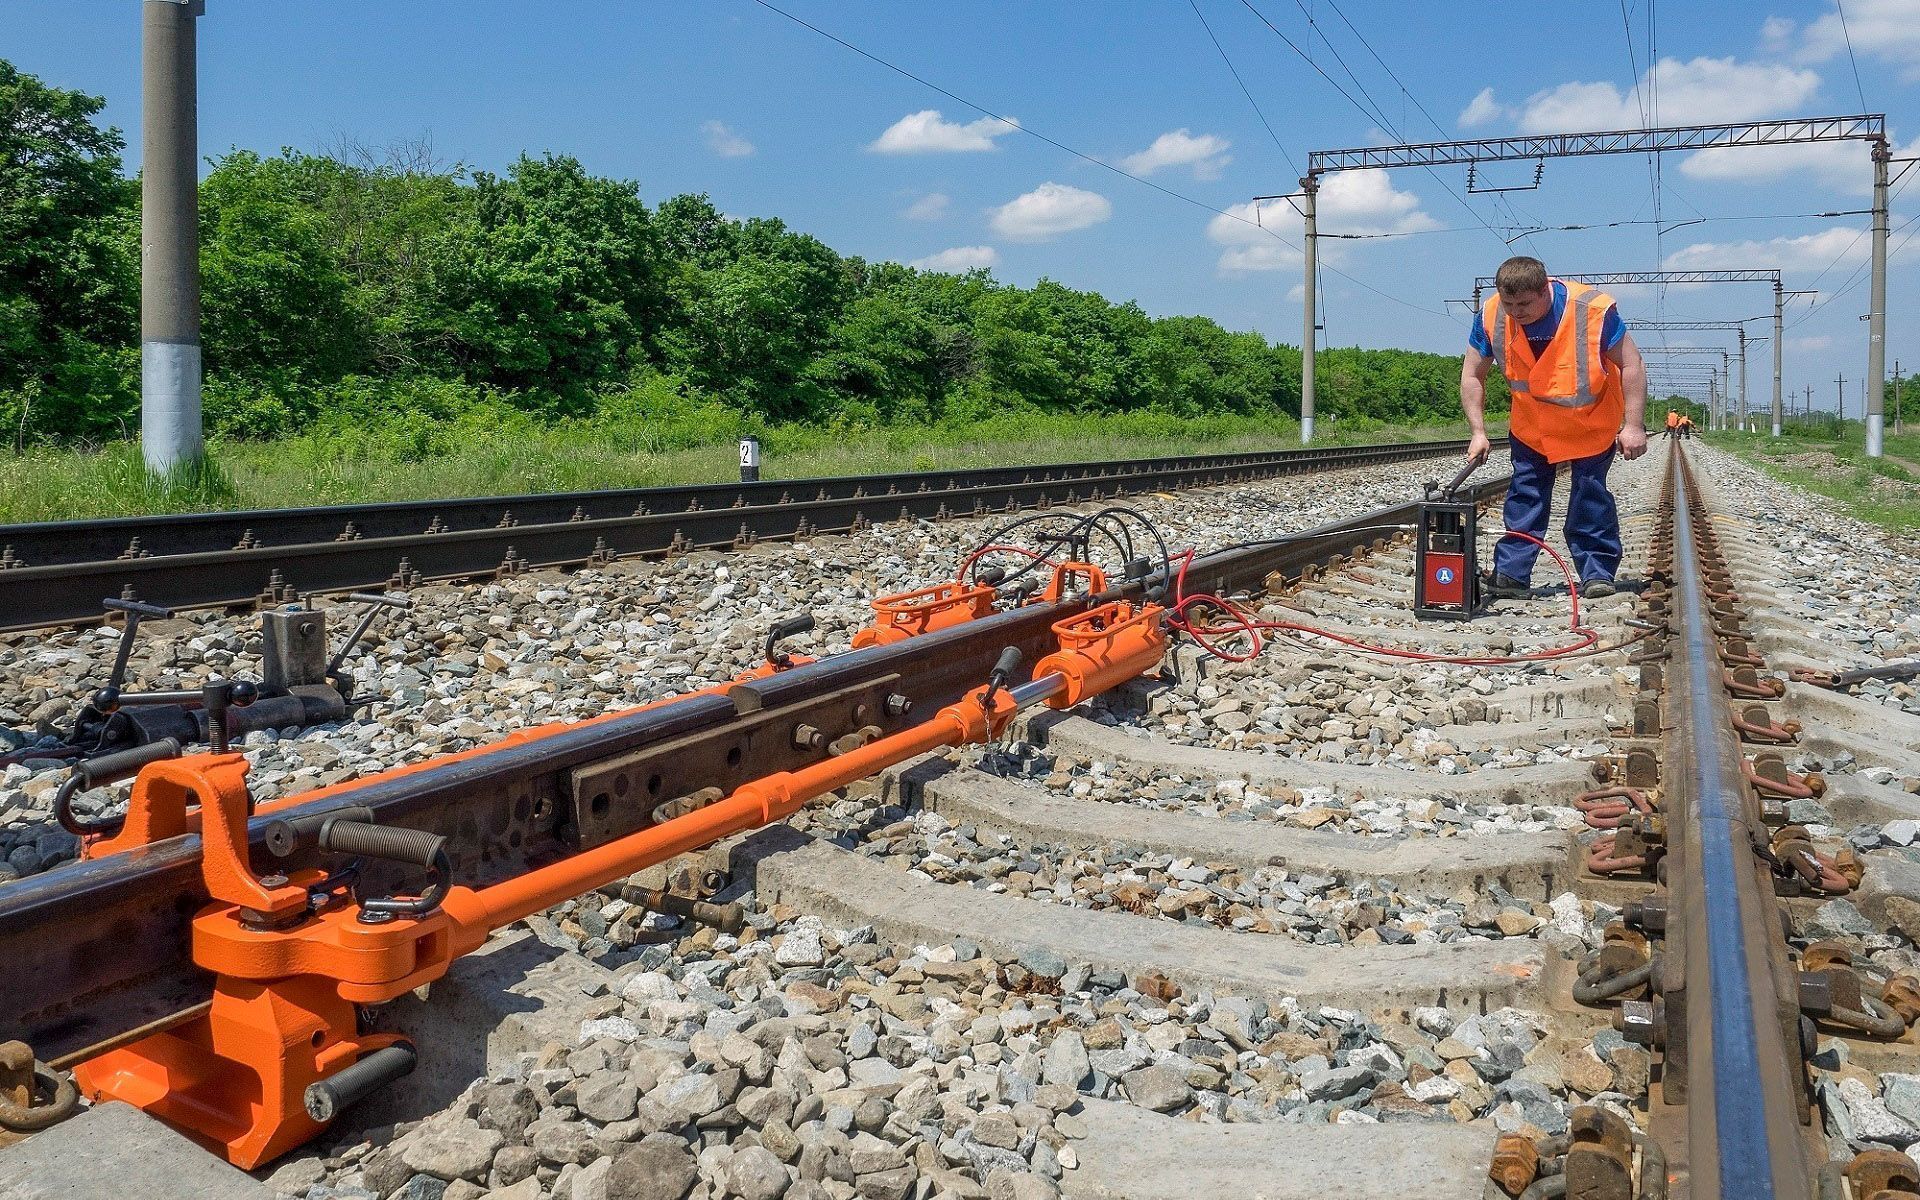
left=885, top=693, right=914, bottom=717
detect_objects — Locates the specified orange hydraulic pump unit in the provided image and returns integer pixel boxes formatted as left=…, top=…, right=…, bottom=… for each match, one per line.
left=73, top=601, right=1166, bottom=1167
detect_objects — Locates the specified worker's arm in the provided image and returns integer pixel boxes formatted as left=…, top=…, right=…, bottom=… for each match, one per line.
left=1608, top=333, right=1648, bottom=461
left=1460, top=345, right=1493, bottom=465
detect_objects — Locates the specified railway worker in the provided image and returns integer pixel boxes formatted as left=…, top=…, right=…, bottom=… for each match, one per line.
left=1679, top=413, right=1694, bottom=439
left=1665, top=409, right=1680, bottom=438
left=1461, top=255, right=1649, bottom=601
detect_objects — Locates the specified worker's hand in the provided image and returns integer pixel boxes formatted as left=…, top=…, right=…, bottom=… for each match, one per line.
left=1617, top=425, right=1648, bottom=462
left=1466, top=431, right=1491, bottom=466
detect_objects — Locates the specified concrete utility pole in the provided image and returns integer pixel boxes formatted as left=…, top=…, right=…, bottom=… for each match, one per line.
left=1770, top=289, right=1820, bottom=432
left=1836, top=373, right=1847, bottom=423
left=1736, top=330, right=1748, bottom=433
left=1867, top=139, right=1891, bottom=458
left=141, top=0, right=205, bottom=475
left=1298, top=176, right=1319, bottom=444
left=1803, top=384, right=1814, bottom=419
left=1895, top=361, right=1905, bottom=435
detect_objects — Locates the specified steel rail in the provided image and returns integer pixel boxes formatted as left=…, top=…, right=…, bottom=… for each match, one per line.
left=0, top=439, right=1484, bottom=570
left=0, top=476, right=1509, bottom=1067
left=1665, top=443, right=1813, bottom=1198
left=0, top=439, right=1499, bottom=635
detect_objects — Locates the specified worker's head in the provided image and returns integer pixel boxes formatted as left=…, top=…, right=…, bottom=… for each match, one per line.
left=1495, top=256, right=1552, bottom=324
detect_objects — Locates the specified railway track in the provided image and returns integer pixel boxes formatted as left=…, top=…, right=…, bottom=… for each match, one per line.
left=0, top=439, right=1488, bottom=634
left=4, top=441, right=1920, bottom=1200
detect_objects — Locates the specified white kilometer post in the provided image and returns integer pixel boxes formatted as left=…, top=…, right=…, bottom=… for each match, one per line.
left=739, top=436, right=761, bottom=483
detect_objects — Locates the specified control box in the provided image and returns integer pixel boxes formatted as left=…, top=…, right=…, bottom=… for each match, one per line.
left=1413, top=487, right=1481, bottom=621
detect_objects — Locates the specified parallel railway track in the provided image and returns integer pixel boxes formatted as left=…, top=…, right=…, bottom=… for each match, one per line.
left=0, top=439, right=1491, bottom=634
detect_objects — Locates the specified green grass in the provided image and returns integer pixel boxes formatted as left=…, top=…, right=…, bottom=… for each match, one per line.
left=0, top=410, right=1478, bottom=524
left=1708, top=420, right=1920, bottom=533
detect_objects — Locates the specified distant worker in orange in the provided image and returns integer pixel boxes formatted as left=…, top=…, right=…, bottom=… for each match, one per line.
left=1461, top=256, right=1649, bottom=600
left=1680, top=413, right=1694, bottom=439
left=1665, top=409, right=1680, bottom=438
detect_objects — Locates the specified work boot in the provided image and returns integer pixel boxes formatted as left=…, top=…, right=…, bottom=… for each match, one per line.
left=1579, top=577, right=1618, bottom=599
left=1482, top=570, right=1529, bottom=600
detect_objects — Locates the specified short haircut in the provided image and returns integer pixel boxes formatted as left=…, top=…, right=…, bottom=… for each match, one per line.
left=1495, top=256, right=1549, bottom=296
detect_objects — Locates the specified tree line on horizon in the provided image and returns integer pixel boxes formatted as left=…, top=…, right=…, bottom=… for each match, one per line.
left=2, top=60, right=1503, bottom=450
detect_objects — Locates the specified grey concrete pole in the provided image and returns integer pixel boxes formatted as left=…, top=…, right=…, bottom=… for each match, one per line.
left=1772, top=286, right=1784, bottom=437
left=141, top=0, right=204, bottom=475
left=1728, top=351, right=1743, bottom=430
left=1737, top=329, right=1748, bottom=433
left=1299, top=177, right=1318, bottom=444
left=1866, top=140, right=1890, bottom=458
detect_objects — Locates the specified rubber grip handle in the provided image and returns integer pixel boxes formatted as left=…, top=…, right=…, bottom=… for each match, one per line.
left=346, top=592, right=412, bottom=609
left=992, top=646, right=1023, bottom=680
left=771, top=613, right=815, bottom=640
left=265, top=804, right=375, bottom=858
left=80, top=737, right=182, bottom=787
left=304, top=1043, right=416, bottom=1123
left=318, top=819, right=447, bottom=869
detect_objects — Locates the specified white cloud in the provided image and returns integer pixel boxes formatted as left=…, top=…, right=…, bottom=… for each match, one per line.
left=1514, top=56, right=1820, bottom=132
left=1118, top=129, right=1232, bottom=180
left=1663, top=226, right=1872, bottom=273
left=702, top=121, right=755, bottom=158
left=1204, top=171, right=1437, bottom=274
left=1315, top=170, right=1443, bottom=236
left=1459, top=87, right=1504, bottom=128
left=871, top=109, right=1018, bottom=154
left=1207, top=201, right=1303, bottom=274
left=1787, top=334, right=1834, bottom=352
left=901, top=192, right=950, bottom=221
left=1765, top=0, right=1920, bottom=82
left=909, top=245, right=1000, bottom=272
left=988, top=182, right=1112, bottom=241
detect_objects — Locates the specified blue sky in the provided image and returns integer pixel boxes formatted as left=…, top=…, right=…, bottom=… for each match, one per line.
left=10, top=1, right=1919, bottom=416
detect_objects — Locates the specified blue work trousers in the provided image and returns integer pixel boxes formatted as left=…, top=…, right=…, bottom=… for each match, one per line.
left=1493, top=438, right=1621, bottom=584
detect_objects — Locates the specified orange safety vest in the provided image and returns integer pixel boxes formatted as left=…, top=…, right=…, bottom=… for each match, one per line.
left=1665, top=411, right=1680, bottom=429
left=1480, top=280, right=1625, bottom=463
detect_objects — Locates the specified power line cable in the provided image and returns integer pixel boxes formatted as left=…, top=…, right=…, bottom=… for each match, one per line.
left=1834, top=0, right=1871, bottom=113
left=1187, top=0, right=1301, bottom=178
left=746, top=0, right=1452, bottom=319
left=1313, top=0, right=1540, bottom=244
left=1241, top=0, right=1528, bottom=257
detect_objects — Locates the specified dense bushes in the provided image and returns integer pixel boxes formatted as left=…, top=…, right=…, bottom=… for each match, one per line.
left=2, top=61, right=1493, bottom=449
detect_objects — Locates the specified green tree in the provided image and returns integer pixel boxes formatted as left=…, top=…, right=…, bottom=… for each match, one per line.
left=199, top=150, right=368, bottom=382
left=0, top=59, right=137, bottom=442
left=426, top=154, right=663, bottom=407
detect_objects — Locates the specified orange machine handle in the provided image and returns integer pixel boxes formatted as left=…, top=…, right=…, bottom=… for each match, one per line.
left=443, top=682, right=1017, bottom=946
left=850, top=582, right=996, bottom=648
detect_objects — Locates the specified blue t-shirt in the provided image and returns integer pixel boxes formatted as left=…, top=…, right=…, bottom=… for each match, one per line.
left=1469, top=280, right=1625, bottom=360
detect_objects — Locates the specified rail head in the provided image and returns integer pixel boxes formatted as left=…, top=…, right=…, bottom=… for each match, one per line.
left=1665, top=441, right=1815, bottom=1199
